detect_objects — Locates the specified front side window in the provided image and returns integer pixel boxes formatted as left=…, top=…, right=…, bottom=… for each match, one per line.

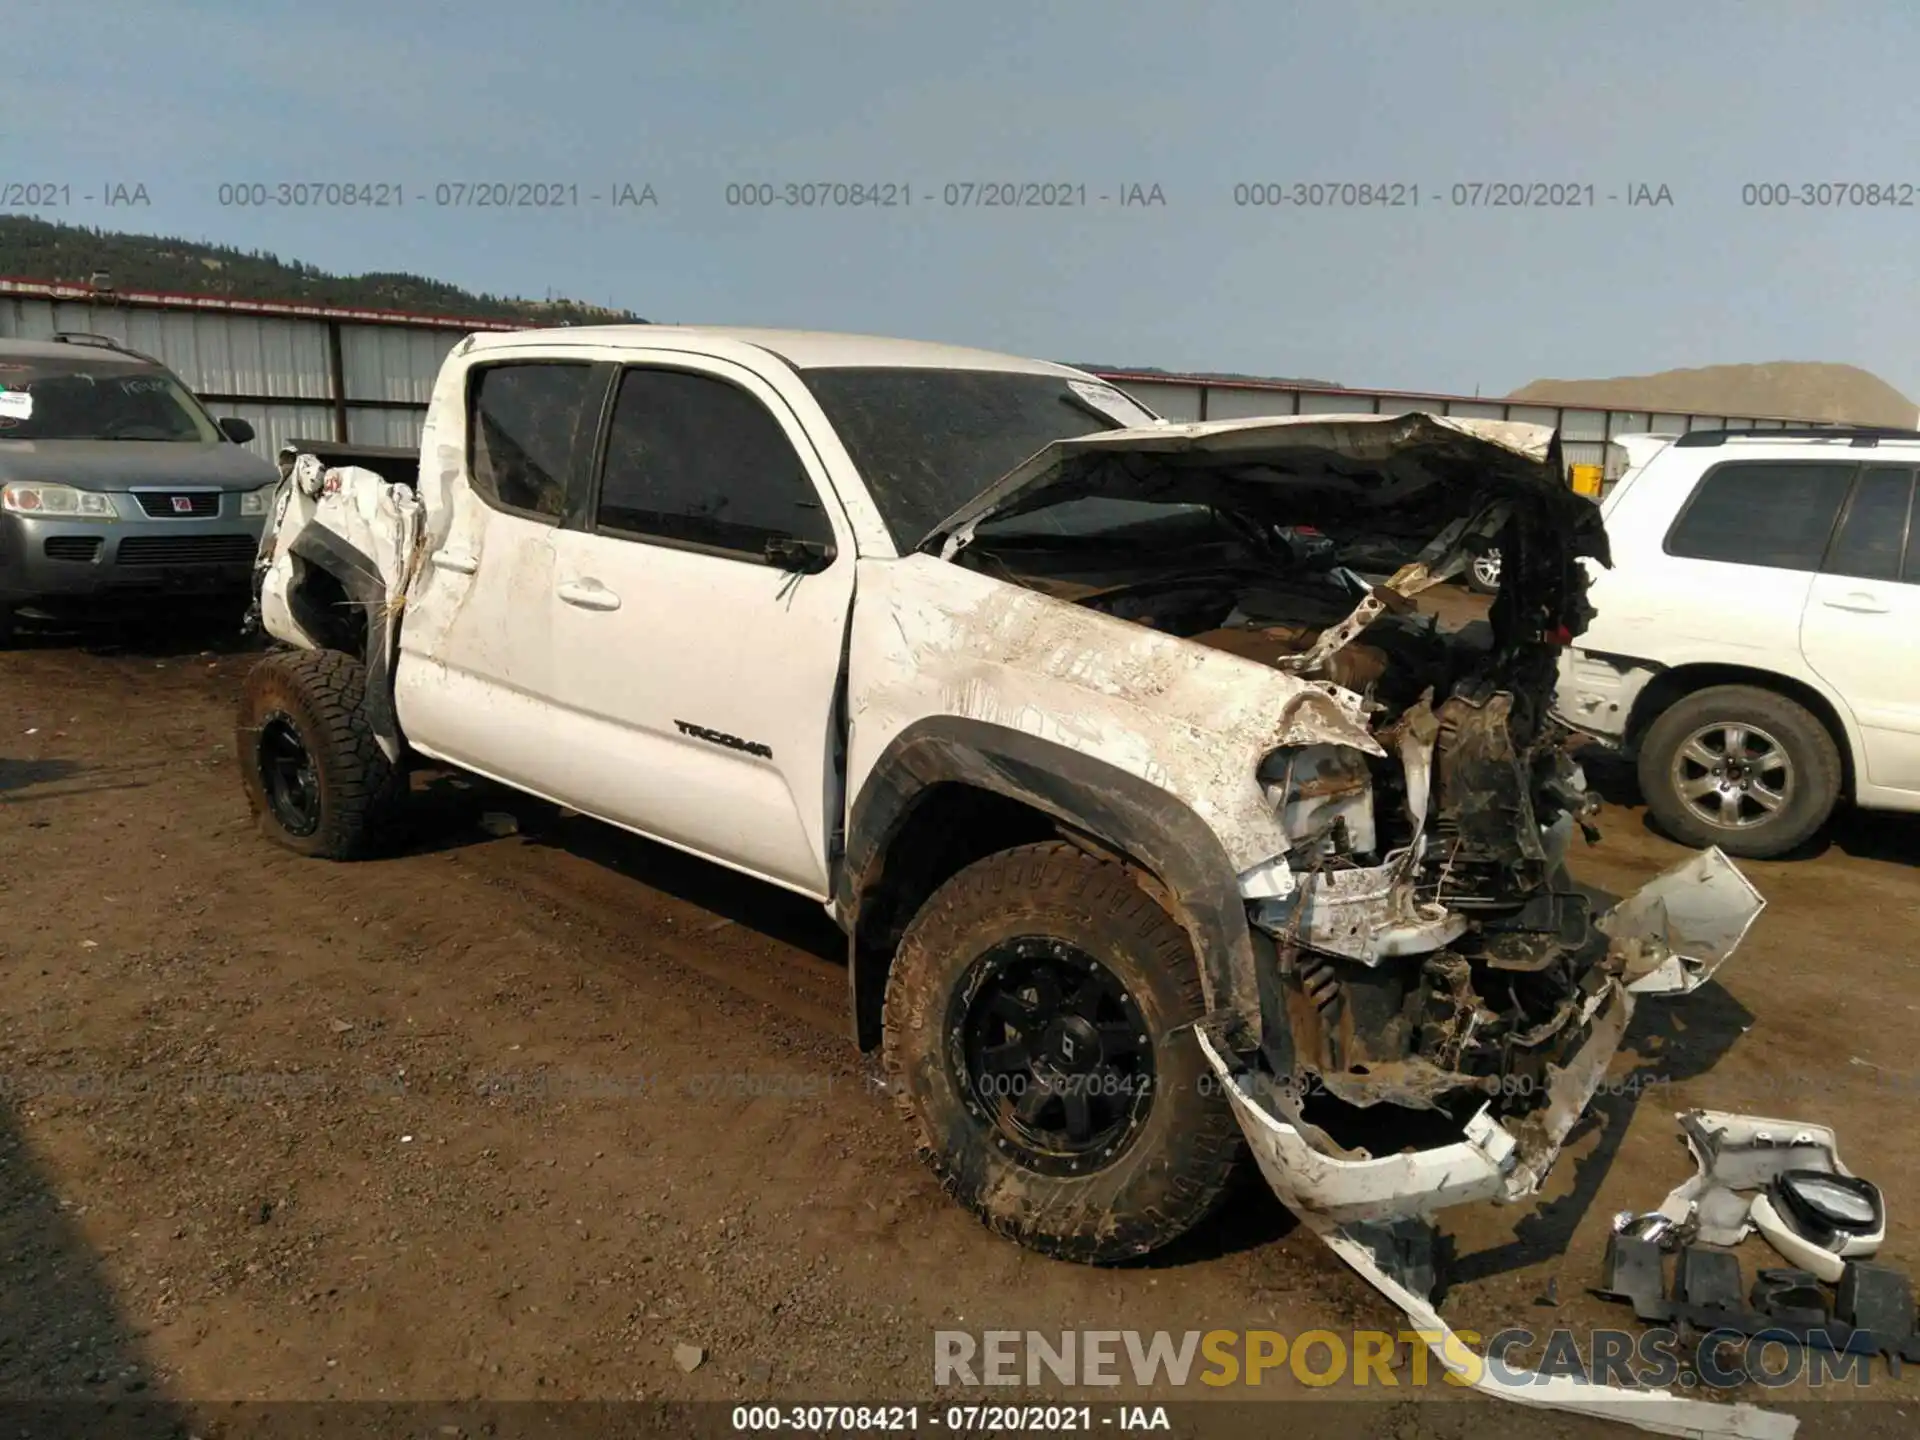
left=593, top=367, right=834, bottom=558
left=1824, top=466, right=1914, bottom=582
left=1665, top=461, right=1856, bottom=571
left=0, top=360, right=220, bottom=443
left=467, top=362, right=598, bottom=520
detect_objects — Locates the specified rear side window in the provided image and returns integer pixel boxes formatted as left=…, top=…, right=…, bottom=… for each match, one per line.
left=592, top=367, right=834, bottom=558
left=467, top=362, right=598, bottom=520
left=1824, top=466, right=1915, bottom=582
left=1665, top=461, right=1855, bottom=571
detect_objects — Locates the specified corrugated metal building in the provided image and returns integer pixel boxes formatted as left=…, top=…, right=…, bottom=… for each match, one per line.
left=0, top=276, right=1851, bottom=475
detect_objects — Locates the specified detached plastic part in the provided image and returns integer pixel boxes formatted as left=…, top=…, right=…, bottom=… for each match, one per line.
left=1836, top=1263, right=1915, bottom=1343
left=1750, top=1172, right=1885, bottom=1284
left=1303, top=1213, right=1797, bottom=1439
left=1655, top=1111, right=1851, bottom=1246
left=1602, top=847, right=1767, bottom=995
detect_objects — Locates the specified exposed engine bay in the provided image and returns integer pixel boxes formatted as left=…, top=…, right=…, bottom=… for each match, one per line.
left=934, top=414, right=1744, bottom=1197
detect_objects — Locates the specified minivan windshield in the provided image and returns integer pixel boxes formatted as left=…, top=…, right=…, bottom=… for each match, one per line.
left=0, top=360, right=223, bottom=443
left=798, top=366, right=1159, bottom=549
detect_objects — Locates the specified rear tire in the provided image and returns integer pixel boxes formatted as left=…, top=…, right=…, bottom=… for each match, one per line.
left=881, top=841, right=1244, bottom=1263
left=236, top=648, right=405, bottom=859
left=1637, top=685, right=1840, bottom=858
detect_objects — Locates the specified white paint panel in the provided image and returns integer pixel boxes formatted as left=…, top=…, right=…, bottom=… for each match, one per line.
left=1297, top=391, right=1373, bottom=415
left=1369, top=395, right=1454, bottom=419
left=1111, top=379, right=1202, bottom=421
left=341, top=325, right=467, bottom=404
left=1506, top=405, right=1560, bottom=428
left=1651, top=413, right=1690, bottom=432
left=1608, top=412, right=1653, bottom=436
left=1559, top=409, right=1609, bottom=441
left=212, top=403, right=337, bottom=461
left=1204, top=386, right=1301, bottom=421
left=1446, top=401, right=1508, bottom=420
left=346, top=406, right=428, bottom=449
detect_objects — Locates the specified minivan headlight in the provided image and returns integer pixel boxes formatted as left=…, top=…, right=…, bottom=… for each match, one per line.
left=238, top=482, right=280, bottom=516
left=1, top=482, right=119, bottom=520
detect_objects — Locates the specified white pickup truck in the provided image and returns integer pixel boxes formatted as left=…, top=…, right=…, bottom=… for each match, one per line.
left=238, top=324, right=1765, bottom=1272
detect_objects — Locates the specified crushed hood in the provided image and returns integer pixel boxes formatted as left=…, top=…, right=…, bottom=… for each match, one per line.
left=921, top=412, right=1610, bottom=572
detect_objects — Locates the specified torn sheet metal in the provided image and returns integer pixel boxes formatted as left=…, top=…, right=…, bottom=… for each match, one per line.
left=844, top=553, right=1382, bottom=880
left=1196, top=984, right=1629, bottom=1224
left=260, top=460, right=422, bottom=650
left=1303, top=1212, right=1798, bottom=1440
left=923, top=411, right=1593, bottom=561
left=1601, top=848, right=1768, bottom=996
left=1654, top=1110, right=1850, bottom=1248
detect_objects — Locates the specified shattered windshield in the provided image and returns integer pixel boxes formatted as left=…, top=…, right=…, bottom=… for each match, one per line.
left=0, top=360, right=222, bottom=442
left=798, top=366, right=1158, bottom=549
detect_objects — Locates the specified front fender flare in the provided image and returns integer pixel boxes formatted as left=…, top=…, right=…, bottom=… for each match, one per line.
left=839, top=716, right=1264, bottom=1052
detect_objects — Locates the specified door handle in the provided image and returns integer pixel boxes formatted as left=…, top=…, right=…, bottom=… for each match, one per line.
left=430, top=551, right=478, bottom=575
left=557, top=579, right=621, bottom=612
left=1823, top=592, right=1890, bottom=614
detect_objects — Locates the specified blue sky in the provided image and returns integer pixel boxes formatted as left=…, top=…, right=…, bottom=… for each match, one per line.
left=4, top=0, right=1918, bottom=397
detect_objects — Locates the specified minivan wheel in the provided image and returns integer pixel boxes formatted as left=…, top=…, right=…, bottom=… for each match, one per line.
left=881, top=842, right=1244, bottom=1263
left=1637, top=685, right=1841, bottom=859
left=236, top=648, right=405, bottom=859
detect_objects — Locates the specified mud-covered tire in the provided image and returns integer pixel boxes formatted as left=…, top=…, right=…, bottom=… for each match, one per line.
left=1637, top=684, right=1841, bottom=859
left=881, top=841, right=1244, bottom=1263
left=236, top=648, right=405, bottom=859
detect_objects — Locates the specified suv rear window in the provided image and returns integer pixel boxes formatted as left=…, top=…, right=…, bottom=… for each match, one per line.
left=1823, top=466, right=1915, bottom=582
left=1665, top=461, right=1855, bottom=570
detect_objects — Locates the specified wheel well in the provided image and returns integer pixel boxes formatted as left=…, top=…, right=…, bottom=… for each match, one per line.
left=849, top=782, right=1169, bottom=1051
left=285, top=556, right=370, bottom=659
left=1624, top=663, right=1855, bottom=798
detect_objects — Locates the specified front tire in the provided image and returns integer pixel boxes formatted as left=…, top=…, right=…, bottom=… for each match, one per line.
left=236, top=648, right=405, bottom=859
left=881, top=842, right=1244, bottom=1263
left=1637, top=685, right=1841, bottom=858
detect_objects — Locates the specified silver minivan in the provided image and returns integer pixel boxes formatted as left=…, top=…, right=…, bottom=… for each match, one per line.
left=0, top=332, right=280, bottom=643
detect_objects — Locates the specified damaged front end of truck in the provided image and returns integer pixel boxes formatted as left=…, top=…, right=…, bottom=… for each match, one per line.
left=923, top=412, right=1767, bottom=1231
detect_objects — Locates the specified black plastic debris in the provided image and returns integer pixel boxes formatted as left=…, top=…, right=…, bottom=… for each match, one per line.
left=1674, top=1245, right=1745, bottom=1313
left=1596, top=1232, right=1668, bottom=1322
left=1837, top=1262, right=1914, bottom=1343
left=1750, top=1268, right=1829, bottom=1327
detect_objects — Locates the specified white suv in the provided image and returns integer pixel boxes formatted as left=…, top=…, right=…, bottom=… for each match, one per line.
left=1556, top=426, right=1920, bottom=858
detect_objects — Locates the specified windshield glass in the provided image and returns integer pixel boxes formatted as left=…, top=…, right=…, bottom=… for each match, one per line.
left=798, top=366, right=1158, bottom=548
left=0, top=359, right=222, bottom=443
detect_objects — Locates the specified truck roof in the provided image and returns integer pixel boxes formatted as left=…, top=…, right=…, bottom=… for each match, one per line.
left=464, top=324, right=1091, bottom=377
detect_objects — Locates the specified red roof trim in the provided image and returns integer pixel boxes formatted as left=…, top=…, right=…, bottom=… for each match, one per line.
left=0, top=275, right=531, bottom=330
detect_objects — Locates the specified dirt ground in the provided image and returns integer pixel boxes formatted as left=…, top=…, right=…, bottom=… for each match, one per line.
left=4, top=608, right=1920, bottom=1439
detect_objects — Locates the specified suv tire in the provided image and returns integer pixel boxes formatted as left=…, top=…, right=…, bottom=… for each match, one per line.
left=1637, top=684, right=1841, bottom=859
left=237, top=648, right=406, bottom=859
left=881, top=841, right=1244, bottom=1263
left=1465, top=548, right=1502, bottom=595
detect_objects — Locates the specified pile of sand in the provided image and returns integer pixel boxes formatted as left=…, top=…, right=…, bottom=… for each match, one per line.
left=1509, top=362, right=1916, bottom=427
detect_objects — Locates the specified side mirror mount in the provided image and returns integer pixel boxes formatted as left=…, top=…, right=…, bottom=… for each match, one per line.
left=218, top=416, right=256, bottom=444
left=764, top=535, right=835, bottom=573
